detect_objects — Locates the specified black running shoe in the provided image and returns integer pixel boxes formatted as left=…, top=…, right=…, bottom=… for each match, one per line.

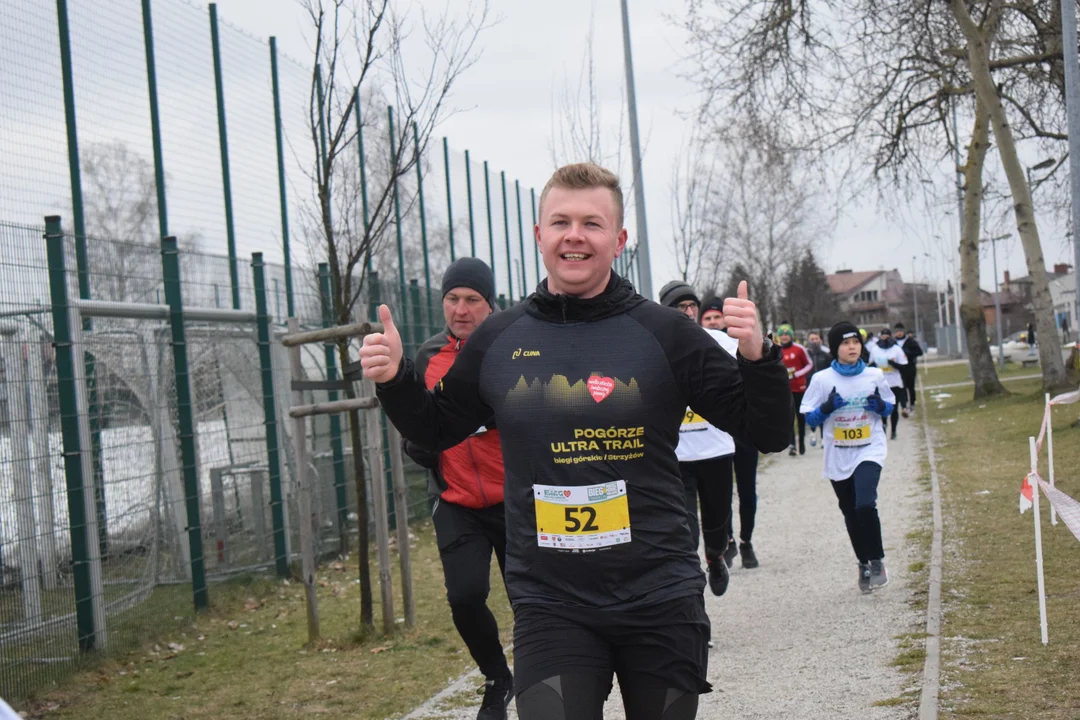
left=723, top=540, right=738, bottom=568
left=706, top=554, right=730, bottom=596
left=477, top=672, right=513, bottom=720
left=788, top=445, right=797, bottom=456
left=890, top=428, right=897, bottom=440
left=739, top=541, right=759, bottom=569
left=870, top=559, right=888, bottom=589
left=858, top=563, right=872, bottom=593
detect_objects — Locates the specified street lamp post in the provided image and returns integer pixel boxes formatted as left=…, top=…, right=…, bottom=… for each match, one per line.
left=911, top=255, right=920, bottom=341
left=619, top=0, right=653, bottom=299
left=982, top=234, right=1009, bottom=368
left=1027, top=157, right=1056, bottom=347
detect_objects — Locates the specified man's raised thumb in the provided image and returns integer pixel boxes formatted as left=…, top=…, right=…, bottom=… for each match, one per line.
left=378, top=304, right=397, bottom=336
left=737, top=280, right=749, bottom=301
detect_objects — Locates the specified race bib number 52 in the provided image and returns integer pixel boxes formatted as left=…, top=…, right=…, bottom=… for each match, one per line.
left=534, top=481, right=631, bottom=550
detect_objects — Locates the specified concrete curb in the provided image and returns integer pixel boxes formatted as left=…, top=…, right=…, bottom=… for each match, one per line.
left=917, top=385, right=943, bottom=720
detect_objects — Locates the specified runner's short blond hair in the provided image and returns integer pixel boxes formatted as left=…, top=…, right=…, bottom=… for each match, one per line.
left=538, top=163, right=624, bottom=228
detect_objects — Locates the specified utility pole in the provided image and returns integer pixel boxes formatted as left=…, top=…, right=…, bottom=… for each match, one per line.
left=1060, top=0, right=1080, bottom=345
left=911, top=256, right=920, bottom=341
left=983, top=235, right=1008, bottom=368
left=620, top=0, right=653, bottom=299
left=951, top=100, right=966, bottom=356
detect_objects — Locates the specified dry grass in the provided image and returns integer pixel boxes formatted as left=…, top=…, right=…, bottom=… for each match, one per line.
left=921, top=360, right=1038, bottom=388
left=17, top=521, right=513, bottom=719
left=926, top=378, right=1080, bottom=718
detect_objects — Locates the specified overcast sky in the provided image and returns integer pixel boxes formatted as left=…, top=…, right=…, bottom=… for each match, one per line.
left=5, top=0, right=1073, bottom=301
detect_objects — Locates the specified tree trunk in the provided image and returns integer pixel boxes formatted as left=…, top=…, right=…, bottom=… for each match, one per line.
left=339, top=339, right=374, bottom=629
left=959, top=97, right=1007, bottom=398
left=951, top=0, right=1069, bottom=390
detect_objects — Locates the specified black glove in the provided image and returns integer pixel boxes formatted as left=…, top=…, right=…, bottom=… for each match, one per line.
left=820, top=387, right=845, bottom=416
left=889, top=359, right=903, bottom=370
left=402, top=438, right=439, bottom=470
left=864, top=387, right=888, bottom=415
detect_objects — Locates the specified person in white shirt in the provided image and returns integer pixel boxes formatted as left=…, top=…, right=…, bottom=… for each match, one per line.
left=801, top=322, right=896, bottom=593
left=699, top=297, right=761, bottom=570
left=660, top=282, right=745, bottom=595
left=866, top=327, right=908, bottom=439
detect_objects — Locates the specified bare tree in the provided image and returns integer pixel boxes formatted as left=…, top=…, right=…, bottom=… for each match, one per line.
left=670, top=131, right=726, bottom=294
left=679, top=0, right=1071, bottom=392
left=723, top=141, right=820, bottom=328
left=957, top=97, right=1007, bottom=396
left=548, top=6, right=628, bottom=174
left=949, top=0, right=1068, bottom=389
left=82, top=141, right=159, bottom=303
left=300, top=0, right=489, bottom=631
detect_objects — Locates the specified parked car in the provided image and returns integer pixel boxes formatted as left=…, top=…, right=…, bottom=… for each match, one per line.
left=989, top=331, right=1035, bottom=363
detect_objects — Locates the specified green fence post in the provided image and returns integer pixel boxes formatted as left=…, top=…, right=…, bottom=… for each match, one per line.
left=388, top=107, right=408, bottom=349
left=354, top=88, right=373, bottom=274
left=409, top=279, right=424, bottom=352
left=443, top=137, right=456, bottom=262
left=484, top=161, right=496, bottom=292
left=531, top=189, right=541, bottom=285
left=465, top=149, right=476, bottom=257
left=141, top=0, right=169, bottom=239
left=318, top=264, right=349, bottom=556
left=45, top=216, right=97, bottom=651
left=58, top=0, right=108, bottom=558
left=161, top=237, right=209, bottom=611
left=251, top=253, right=289, bottom=578
left=515, top=180, right=527, bottom=299
left=413, top=123, right=433, bottom=335
left=209, top=4, right=240, bottom=310
left=500, top=171, right=513, bottom=300
left=270, top=37, right=295, bottom=318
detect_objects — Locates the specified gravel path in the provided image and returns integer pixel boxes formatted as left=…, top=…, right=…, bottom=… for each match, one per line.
left=403, top=419, right=925, bottom=720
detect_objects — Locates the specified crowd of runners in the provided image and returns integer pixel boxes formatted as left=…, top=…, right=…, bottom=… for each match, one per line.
left=360, top=162, right=924, bottom=719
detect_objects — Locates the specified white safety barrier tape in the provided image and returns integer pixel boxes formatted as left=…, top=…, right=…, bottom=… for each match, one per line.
left=1030, top=473, right=1080, bottom=543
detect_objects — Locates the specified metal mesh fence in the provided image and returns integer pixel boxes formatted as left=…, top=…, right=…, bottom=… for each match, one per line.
left=0, top=222, right=446, bottom=702
left=0, top=0, right=626, bottom=704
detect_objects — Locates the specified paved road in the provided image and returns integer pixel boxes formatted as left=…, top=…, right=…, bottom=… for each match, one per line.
left=403, top=420, right=925, bottom=720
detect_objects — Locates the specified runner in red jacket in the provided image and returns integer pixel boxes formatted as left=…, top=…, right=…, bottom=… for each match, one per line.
left=403, top=257, right=513, bottom=720
left=778, top=323, right=813, bottom=455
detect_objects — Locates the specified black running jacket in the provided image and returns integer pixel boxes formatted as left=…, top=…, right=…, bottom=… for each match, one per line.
left=377, top=273, right=792, bottom=610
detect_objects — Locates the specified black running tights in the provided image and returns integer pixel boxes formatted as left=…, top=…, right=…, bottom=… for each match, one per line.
left=516, top=673, right=699, bottom=720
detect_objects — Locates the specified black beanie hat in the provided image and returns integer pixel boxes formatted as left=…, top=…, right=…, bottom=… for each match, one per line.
left=700, top=297, right=724, bottom=317
left=441, top=257, right=496, bottom=310
left=894, top=322, right=906, bottom=331
left=828, top=321, right=863, bottom=358
left=659, top=280, right=700, bottom=308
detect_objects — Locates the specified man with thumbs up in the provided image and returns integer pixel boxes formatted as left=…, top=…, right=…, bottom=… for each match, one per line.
left=362, top=163, right=792, bottom=720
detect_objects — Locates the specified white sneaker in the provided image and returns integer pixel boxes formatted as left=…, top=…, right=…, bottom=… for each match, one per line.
left=809, top=435, right=817, bottom=447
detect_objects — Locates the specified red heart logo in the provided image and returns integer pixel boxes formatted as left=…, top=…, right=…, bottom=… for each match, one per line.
left=563, top=490, right=572, bottom=497
left=587, top=376, right=615, bottom=403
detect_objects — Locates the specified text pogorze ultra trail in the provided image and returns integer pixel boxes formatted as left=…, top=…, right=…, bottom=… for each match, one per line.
left=377, top=274, right=792, bottom=610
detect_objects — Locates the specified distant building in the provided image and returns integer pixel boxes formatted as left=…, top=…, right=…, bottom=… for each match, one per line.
left=992, top=264, right=1073, bottom=340
left=1049, top=268, right=1076, bottom=341
left=980, top=284, right=1031, bottom=339
left=825, top=269, right=906, bottom=328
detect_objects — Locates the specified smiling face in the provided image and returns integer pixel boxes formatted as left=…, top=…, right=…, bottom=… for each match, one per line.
left=442, top=287, right=491, bottom=341
left=535, top=185, right=627, bottom=299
